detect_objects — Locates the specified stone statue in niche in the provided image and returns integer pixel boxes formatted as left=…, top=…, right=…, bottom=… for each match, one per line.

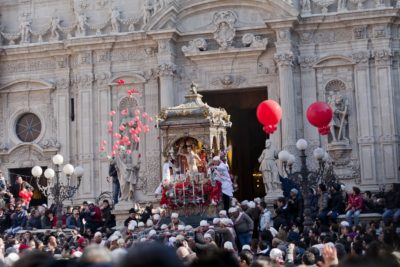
left=143, top=0, right=154, bottom=25
left=153, top=0, right=165, bottom=13
left=75, top=13, right=87, bottom=36
left=19, top=15, right=32, bottom=44
left=301, top=0, right=311, bottom=13
left=116, top=143, right=141, bottom=202
left=50, top=17, right=61, bottom=40
left=258, top=139, right=281, bottom=194
left=212, top=11, right=237, bottom=50
left=110, top=7, right=120, bottom=33
left=328, top=91, right=349, bottom=142
left=338, top=0, right=348, bottom=11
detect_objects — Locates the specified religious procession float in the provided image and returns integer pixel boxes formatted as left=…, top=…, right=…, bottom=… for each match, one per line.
left=155, top=83, right=232, bottom=216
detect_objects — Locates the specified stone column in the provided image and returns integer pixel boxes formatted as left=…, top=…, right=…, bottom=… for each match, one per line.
left=274, top=52, right=297, bottom=150
left=352, top=51, right=378, bottom=186
left=156, top=39, right=176, bottom=109
left=373, top=49, right=400, bottom=183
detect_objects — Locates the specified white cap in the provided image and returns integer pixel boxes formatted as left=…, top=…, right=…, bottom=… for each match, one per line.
left=270, top=248, right=283, bottom=261
left=151, top=208, right=160, bottom=214
left=185, top=225, right=193, bottom=231
left=242, top=245, right=251, bottom=251
left=138, top=222, right=145, bottom=227
left=213, top=218, right=220, bottom=225
left=146, top=219, right=154, bottom=227
left=212, top=156, right=220, bottom=161
left=247, top=201, right=256, bottom=209
left=171, top=212, right=179, bottom=218
left=94, top=231, right=102, bottom=237
left=168, top=236, right=176, bottom=245
left=148, top=229, right=157, bottom=237
left=72, top=251, right=83, bottom=258
left=254, top=197, right=261, bottom=204
left=204, top=233, right=212, bottom=240
left=222, top=218, right=233, bottom=226
left=218, top=210, right=227, bottom=217
left=140, top=237, right=147, bottom=242
left=108, top=235, right=119, bottom=242
left=177, top=225, right=185, bottom=231
left=224, top=241, right=234, bottom=250
left=241, top=200, right=249, bottom=206
left=153, top=214, right=161, bottom=220
left=128, top=221, right=137, bottom=231
left=228, top=207, right=237, bottom=213
left=340, top=221, right=350, bottom=227
left=161, top=224, right=168, bottom=230
left=4, top=253, right=19, bottom=266
left=176, top=235, right=185, bottom=241
left=269, top=227, right=278, bottom=237
left=200, top=220, right=209, bottom=227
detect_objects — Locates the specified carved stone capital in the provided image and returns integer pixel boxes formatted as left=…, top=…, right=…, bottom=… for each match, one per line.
left=157, top=63, right=177, bottom=77
left=299, top=55, right=317, bottom=69
left=353, top=26, right=366, bottom=40
left=274, top=52, right=295, bottom=67
left=182, top=38, right=208, bottom=53
left=352, top=51, right=370, bottom=64
left=40, top=138, right=61, bottom=150
left=94, top=72, right=111, bottom=85
left=373, top=49, right=392, bottom=63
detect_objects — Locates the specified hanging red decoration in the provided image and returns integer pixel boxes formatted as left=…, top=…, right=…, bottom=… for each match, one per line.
left=306, top=101, right=333, bottom=135
left=256, top=100, right=282, bottom=134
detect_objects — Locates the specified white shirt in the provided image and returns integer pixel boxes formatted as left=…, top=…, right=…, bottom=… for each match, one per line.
left=259, top=209, right=272, bottom=231
left=214, top=162, right=233, bottom=197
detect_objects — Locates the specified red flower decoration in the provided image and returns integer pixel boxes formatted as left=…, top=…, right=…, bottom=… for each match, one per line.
left=117, top=79, right=125, bottom=85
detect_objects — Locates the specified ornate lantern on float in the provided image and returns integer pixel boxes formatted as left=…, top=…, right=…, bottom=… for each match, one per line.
left=256, top=100, right=282, bottom=134
left=306, top=101, right=333, bottom=135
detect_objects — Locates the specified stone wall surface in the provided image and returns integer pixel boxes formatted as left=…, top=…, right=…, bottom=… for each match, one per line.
left=0, top=0, right=399, bottom=204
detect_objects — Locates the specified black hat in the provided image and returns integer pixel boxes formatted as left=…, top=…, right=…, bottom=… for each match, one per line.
left=333, top=183, right=341, bottom=192
left=129, top=208, right=136, bottom=214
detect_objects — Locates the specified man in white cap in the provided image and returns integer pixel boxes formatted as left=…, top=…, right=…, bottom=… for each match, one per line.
left=169, top=212, right=185, bottom=230
left=194, top=220, right=209, bottom=246
left=211, top=156, right=233, bottom=212
left=219, top=210, right=227, bottom=218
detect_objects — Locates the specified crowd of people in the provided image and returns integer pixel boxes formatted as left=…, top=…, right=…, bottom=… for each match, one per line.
left=0, top=168, right=399, bottom=267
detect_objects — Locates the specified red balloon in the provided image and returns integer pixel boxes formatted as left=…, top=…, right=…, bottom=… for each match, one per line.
left=256, top=100, right=282, bottom=126
left=28, top=191, right=33, bottom=197
left=263, top=125, right=277, bottom=134
left=306, top=102, right=333, bottom=128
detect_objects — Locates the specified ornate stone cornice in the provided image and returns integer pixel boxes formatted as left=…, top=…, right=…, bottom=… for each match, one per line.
left=274, top=52, right=295, bottom=67
left=181, top=38, right=208, bottom=53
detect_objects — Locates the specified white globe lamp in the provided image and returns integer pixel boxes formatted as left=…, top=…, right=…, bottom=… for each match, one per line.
left=31, top=166, right=43, bottom=177
left=52, top=154, right=64, bottom=165
left=296, top=139, right=308, bottom=151
left=63, top=164, right=75, bottom=176
left=44, top=168, right=55, bottom=179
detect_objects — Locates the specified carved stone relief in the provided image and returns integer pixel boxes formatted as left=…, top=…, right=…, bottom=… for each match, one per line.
left=181, top=38, right=208, bottom=53
left=212, top=10, right=237, bottom=50
left=242, top=33, right=268, bottom=48
left=210, top=74, right=246, bottom=88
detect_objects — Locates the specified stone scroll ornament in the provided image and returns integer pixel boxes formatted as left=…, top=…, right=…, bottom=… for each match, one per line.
left=311, top=0, right=335, bottom=13
left=306, top=101, right=333, bottom=135
left=99, top=79, right=154, bottom=158
left=256, top=100, right=282, bottom=134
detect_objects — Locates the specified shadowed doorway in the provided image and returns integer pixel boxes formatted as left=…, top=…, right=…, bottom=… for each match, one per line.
left=202, top=88, right=268, bottom=200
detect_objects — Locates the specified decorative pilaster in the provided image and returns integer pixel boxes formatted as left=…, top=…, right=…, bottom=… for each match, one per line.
left=156, top=39, right=177, bottom=109
left=274, top=52, right=297, bottom=150
left=299, top=55, right=319, bottom=146
left=351, top=51, right=378, bottom=185
left=372, top=49, right=399, bottom=183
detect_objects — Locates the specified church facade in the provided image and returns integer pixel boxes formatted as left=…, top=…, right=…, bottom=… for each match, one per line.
left=0, top=0, right=399, bottom=203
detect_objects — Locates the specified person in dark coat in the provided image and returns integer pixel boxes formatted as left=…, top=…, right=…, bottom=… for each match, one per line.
left=108, top=159, right=120, bottom=205
left=287, top=188, right=304, bottom=226
left=328, top=183, right=344, bottom=223
left=273, top=197, right=289, bottom=229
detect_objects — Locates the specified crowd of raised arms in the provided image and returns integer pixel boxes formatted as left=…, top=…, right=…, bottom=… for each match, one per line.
left=0, top=170, right=399, bottom=267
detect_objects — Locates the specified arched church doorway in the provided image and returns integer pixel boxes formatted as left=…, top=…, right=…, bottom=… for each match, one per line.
left=202, top=88, right=267, bottom=200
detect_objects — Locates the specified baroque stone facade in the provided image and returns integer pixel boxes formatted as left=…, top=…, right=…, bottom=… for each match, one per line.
left=0, top=0, right=399, bottom=203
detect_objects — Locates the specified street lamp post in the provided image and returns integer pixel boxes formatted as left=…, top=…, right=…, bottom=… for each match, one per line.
left=31, top=154, right=84, bottom=227
left=278, top=139, right=330, bottom=229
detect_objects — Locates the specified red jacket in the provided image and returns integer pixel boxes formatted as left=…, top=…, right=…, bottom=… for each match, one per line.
left=347, top=193, right=364, bottom=211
